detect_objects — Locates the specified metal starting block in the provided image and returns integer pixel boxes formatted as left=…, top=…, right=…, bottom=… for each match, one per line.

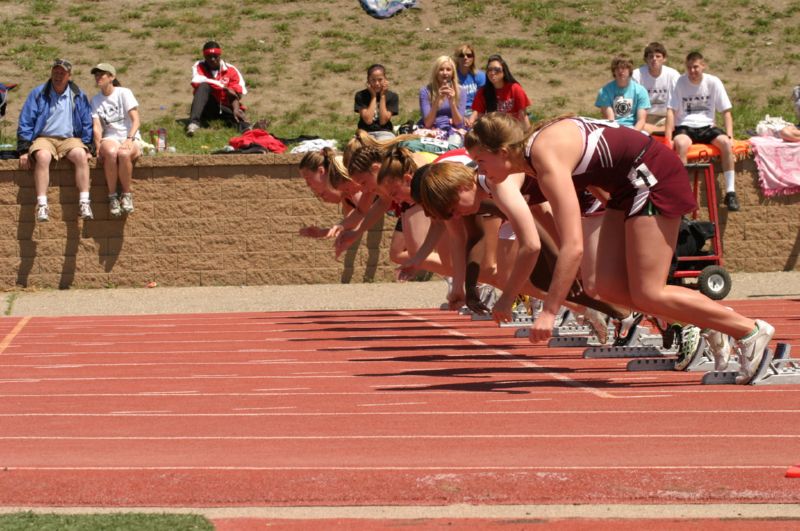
left=582, top=325, right=675, bottom=358
left=514, top=323, right=593, bottom=339
left=703, top=343, right=800, bottom=385
left=499, top=314, right=534, bottom=327
left=627, top=338, right=741, bottom=373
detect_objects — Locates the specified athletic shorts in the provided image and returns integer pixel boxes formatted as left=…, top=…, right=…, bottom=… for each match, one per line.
left=672, top=125, right=726, bottom=144
left=30, top=136, right=86, bottom=160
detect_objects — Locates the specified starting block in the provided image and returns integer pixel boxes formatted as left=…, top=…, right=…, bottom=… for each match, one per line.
left=515, top=323, right=593, bottom=339
left=703, top=343, right=800, bottom=385
left=582, top=325, right=675, bottom=358
left=626, top=338, right=741, bottom=372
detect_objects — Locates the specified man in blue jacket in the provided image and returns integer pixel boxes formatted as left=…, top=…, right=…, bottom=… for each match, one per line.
left=17, top=59, right=95, bottom=222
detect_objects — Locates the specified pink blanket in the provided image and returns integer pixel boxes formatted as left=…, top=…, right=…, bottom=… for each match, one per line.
left=749, top=136, right=800, bottom=197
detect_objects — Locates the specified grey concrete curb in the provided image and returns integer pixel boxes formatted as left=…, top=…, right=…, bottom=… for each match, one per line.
left=3, top=272, right=800, bottom=317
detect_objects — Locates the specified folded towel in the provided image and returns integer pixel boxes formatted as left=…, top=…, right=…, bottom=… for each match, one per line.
left=749, top=136, right=800, bottom=197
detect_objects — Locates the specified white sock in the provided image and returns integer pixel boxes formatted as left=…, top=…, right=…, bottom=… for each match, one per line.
left=724, top=171, right=736, bottom=193
left=37, top=195, right=47, bottom=206
left=108, top=193, right=118, bottom=200
left=79, top=192, right=90, bottom=203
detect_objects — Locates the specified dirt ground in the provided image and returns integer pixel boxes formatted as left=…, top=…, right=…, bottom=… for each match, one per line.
left=1, top=0, right=798, bottom=141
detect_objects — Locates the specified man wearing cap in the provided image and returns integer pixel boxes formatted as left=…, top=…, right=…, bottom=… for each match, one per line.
left=187, top=41, right=249, bottom=135
left=17, top=59, right=95, bottom=222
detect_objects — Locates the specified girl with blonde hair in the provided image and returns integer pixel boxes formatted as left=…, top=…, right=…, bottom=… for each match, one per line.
left=418, top=56, right=467, bottom=145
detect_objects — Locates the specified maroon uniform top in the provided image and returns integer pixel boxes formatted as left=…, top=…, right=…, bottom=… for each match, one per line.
left=523, top=117, right=696, bottom=218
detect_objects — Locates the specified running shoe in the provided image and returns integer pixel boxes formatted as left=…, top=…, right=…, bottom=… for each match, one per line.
left=120, top=192, right=134, bottom=213
left=613, top=312, right=643, bottom=346
left=79, top=201, right=93, bottom=220
left=584, top=308, right=609, bottom=344
left=108, top=195, right=122, bottom=217
left=674, top=324, right=702, bottom=371
left=702, top=328, right=732, bottom=371
left=734, top=320, right=775, bottom=384
left=36, top=204, right=49, bottom=222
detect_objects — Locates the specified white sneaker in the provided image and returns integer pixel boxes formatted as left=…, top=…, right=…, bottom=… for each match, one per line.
left=735, top=320, right=775, bottom=384
left=674, top=324, right=702, bottom=371
left=584, top=308, right=609, bottom=344
left=702, top=328, right=731, bottom=371
left=36, top=204, right=49, bottom=222
left=186, top=122, right=200, bottom=136
left=120, top=193, right=134, bottom=213
left=108, top=195, right=121, bottom=217
left=612, top=312, right=643, bottom=346
left=79, top=201, right=93, bottom=220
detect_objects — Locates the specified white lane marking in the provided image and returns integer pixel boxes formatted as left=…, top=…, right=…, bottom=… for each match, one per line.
left=0, top=434, right=795, bottom=440
left=0, top=409, right=797, bottom=417
left=231, top=407, right=297, bottom=411
left=400, top=312, right=615, bottom=399
left=0, top=465, right=788, bottom=471
left=487, top=398, right=552, bottom=402
left=357, top=402, right=427, bottom=407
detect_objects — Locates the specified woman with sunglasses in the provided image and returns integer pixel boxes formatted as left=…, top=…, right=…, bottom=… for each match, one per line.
left=454, top=44, right=486, bottom=118
left=467, top=54, right=531, bottom=129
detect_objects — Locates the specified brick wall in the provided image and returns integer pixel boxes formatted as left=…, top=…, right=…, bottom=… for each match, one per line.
left=0, top=155, right=798, bottom=290
left=0, top=154, right=396, bottom=289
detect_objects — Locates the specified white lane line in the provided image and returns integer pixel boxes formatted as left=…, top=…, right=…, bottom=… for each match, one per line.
left=251, top=388, right=311, bottom=392
left=0, top=465, right=788, bottom=471
left=400, top=312, right=615, bottom=399
left=1, top=409, right=797, bottom=417
left=0, top=434, right=795, bottom=440
left=488, top=398, right=552, bottom=402
left=358, top=402, right=427, bottom=407
left=232, top=407, right=297, bottom=411
left=0, top=375, right=357, bottom=383
left=109, top=411, right=172, bottom=415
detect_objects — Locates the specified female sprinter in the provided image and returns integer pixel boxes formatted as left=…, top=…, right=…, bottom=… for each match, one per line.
left=462, top=112, right=773, bottom=384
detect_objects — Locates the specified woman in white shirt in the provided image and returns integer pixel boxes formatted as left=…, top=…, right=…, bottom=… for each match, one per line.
left=90, top=63, right=141, bottom=216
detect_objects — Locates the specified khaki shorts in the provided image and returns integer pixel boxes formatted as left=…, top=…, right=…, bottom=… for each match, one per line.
left=646, top=114, right=667, bottom=126
left=29, top=136, right=87, bottom=160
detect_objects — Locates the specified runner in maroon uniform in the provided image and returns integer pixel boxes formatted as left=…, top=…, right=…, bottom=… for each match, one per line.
left=457, top=112, right=773, bottom=384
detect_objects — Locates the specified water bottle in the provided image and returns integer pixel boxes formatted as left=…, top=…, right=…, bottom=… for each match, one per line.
left=157, top=128, right=167, bottom=152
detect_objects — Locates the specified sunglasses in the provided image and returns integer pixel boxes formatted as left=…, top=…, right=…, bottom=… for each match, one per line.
left=458, top=53, right=474, bottom=58
left=52, top=58, right=72, bottom=70
left=487, top=67, right=503, bottom=74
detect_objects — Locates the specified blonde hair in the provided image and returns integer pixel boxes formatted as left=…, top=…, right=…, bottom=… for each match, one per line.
left=427, top=55, right=461, bottom=104
left=454, top=44, right=477, bottom=76
left=298, top=147, right=350, bottom=190
left=345, top=129, right=420, bottom=175
left=464, top=111, right=575, bottom=154
left=418, top=162, right=476, bottom=220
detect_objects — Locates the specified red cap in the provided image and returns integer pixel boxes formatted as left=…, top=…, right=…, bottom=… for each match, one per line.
left=203, top=47, right=222, bottom=57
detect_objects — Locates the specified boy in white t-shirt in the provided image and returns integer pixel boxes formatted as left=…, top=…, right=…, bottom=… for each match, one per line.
left=632, top=42, right=679, bottom=134
left=90, top=63, right=140, bottom=217
left=665, top=52, right=739, bottom=211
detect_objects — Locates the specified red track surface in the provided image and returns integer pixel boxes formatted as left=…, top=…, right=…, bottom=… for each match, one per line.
left=0, top=300, right=799, bottom=508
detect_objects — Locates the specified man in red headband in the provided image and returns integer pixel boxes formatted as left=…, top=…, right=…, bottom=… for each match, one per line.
left=187, top=41, right=250, bottom=135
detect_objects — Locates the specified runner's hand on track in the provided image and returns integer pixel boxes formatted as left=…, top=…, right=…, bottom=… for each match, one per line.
left=491, top=294, right=513, bottom=324
left=528, top=310, right=556, bottom=343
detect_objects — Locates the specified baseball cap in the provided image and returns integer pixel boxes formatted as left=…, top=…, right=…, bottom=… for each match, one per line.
left=51, top=58, right=73, bottom=72
left=90, top=63, right=116, bottom=76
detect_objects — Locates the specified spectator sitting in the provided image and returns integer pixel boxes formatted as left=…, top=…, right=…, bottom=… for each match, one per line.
left=595, top=54, right=650, bottom=131
left=418, top=55, right=467, bottom=146
left=467, top=54, right=531, bottom=128
left=187, top=41, right=249, bottom=136
left=632, top=42, right=680, bottom=134
left=665, top=51, right=739, bottom=211
left=90, top=63, right=140, bottom=217
left=454, top=44, right=485, bottom=117
left=17, top=58, right=95, bottom=222
left=354, top=64, right=399, bottom=140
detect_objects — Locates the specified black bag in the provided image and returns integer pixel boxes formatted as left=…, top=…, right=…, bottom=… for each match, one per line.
left=675, top=218, right=715, bottom=257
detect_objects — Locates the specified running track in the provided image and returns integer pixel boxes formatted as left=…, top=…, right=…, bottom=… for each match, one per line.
left=1, top=300, right=799, bottom=518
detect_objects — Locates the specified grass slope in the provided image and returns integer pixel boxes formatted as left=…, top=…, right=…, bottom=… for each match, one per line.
left=1, top=0, right=798, bottom=152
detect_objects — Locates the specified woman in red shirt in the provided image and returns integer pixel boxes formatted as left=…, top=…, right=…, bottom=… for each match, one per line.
left=467, top=54, right=531, bottom=128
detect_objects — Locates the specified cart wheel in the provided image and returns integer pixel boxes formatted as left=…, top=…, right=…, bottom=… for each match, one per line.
left=698, top=265, right=731, bottom=300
